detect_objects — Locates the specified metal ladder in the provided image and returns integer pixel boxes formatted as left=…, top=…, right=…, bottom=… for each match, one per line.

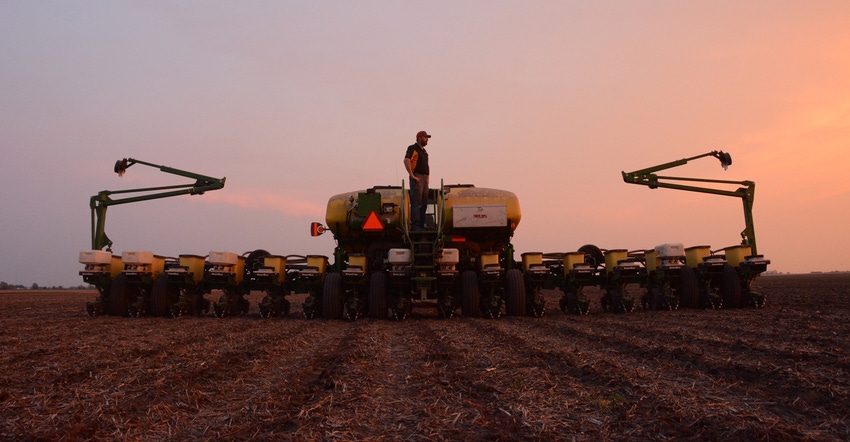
left=402, top=181, right=445, bottom=299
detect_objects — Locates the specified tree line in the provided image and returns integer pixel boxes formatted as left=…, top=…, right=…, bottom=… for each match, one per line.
left=0, top=281, right=93, bottom=290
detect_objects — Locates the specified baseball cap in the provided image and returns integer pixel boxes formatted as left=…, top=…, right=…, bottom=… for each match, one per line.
left=416, top=131, right=431, bottom=138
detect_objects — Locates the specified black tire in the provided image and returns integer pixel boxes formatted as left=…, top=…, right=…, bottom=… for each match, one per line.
left=504, top=269, right=526, bottom=317
left=679, top=266, right=700, bottom=309
left=322, top=272, right=344, bottom=319
left=721, top=264, right=742, bottom=309
left=150, top=273, right=178, bottom=317
left=461, top=270, right=481, bottom=318
left=578, top=244, right=605, bottom=268
left=244, top=249, right=271, bottom=280
left=368, top=272, right=388, bottom=320
left=107, top=273, right=131, bottom=317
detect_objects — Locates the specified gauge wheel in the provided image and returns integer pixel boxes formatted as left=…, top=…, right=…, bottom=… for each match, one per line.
left=504, top=269, right=526, bottom=317
left=721, top=264, right=742, bottom=309
left=322, top=272, right=344, bottom=319
left=150, top=273, right=178, bottom=317
left=461, top=270, right=481, bottom=318
left=368, top=272, right=388, bottom=320
left=678, top=266, right=699, bottom=309
left=107, top=273, right=131, bottom=317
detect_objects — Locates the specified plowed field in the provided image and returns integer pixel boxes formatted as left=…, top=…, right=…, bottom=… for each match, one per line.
left=1, top=273, right=848, bottom=441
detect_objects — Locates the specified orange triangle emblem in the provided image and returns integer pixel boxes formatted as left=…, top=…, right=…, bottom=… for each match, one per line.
left=362, top=211, right=384, bottom=231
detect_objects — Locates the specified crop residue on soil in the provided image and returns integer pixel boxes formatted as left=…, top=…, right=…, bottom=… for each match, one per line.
left=1, top=273, right=849, bottom=440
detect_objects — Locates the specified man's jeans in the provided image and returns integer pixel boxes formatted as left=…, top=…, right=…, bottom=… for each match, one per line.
left=409, top=173, right=429, bottom=229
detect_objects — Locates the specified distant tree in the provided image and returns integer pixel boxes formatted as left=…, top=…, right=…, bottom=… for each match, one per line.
left=30, top=283, right=39, bottom=290
left=0, top=281, right=8, bottom=290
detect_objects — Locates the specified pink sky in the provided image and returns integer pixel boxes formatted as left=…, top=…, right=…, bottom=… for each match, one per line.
left=1, top=1, right=849, bottom=286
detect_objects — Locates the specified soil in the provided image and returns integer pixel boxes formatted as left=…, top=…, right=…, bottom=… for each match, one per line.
left=1, top=273, right=848, bottom=441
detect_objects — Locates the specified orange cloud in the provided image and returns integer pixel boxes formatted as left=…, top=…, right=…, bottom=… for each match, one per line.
left=198, top=189, right=326, bottom=218
left=737, top=88, right=850, bottom=202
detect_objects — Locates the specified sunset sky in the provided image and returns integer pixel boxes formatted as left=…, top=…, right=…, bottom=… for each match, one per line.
left=2, top=1, right=849, bottom=287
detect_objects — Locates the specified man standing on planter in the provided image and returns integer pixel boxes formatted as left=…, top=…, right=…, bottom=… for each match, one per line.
left=403, top=130, right=431, bottom=231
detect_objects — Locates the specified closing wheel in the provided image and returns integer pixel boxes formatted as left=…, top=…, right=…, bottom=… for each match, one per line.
left=526, top=286, right=545, bottom=318
left=150, top=273, right=178, bottom=317
left=559, top=295, right=568, bottom=314
left=721, top=264, right=742, bottom=309
left=618, top=296, right=636, bottom=313
left=343, top=294, right=361, bottom=322
left=704, top=292, right=723, bottom=310
left=303, top=294, right=320, bottom=320
left=605, top=289, right=634, bottom=313
left=436, top=299, right=455, bottom=319
left=391, top=298, right=411, bottom=321
left=504, top=269, right=526, bottom=317
left=213, top=288, right=246, bottom=318
left=561, top=292, right=579, bottom=315
left=648, top=287, right=677, bottom=311
left=577, top=296, right=590, bottom=315
left=213, top=293, right=229, bottom=318
left=260, top=294, right=288, bottom=319
left=666, top=293, right=680, bottom=311
left=368, top=272, right=388, bottom=320
left=461, top=270, right=481, bottom=318
left=322, top=272, right=344, bottom=320
left=107, top=273, right=131, bottom=317
left=213, top=298, right=225, bottom=318
left=281, top=298, right=291, bottom=316
left=678, top=266, right=700, bottom=309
